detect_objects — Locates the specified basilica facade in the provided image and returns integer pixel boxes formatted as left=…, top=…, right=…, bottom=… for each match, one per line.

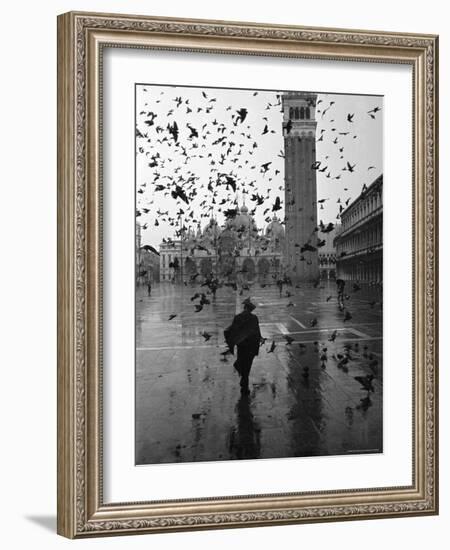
left=159, top=203, right=285, bottom=284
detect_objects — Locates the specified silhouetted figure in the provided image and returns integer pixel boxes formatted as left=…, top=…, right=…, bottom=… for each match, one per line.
left=276, top=278, right=283, bottom=297
left=224, top=298, right=262, bottom=395
left=147, top=281, right=152, bottom=296
left=336, top=278, right=346, bottom=310
left=210, top=277, right=219, bottom=300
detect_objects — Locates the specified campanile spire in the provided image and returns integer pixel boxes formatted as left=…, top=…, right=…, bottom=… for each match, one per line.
left=282, top=92, right=319, bottom=281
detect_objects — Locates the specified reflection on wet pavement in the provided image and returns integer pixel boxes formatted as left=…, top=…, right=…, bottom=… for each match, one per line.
left=228, top=394, right=261, bottom=460
left=135, top=281, right=383, bottom=464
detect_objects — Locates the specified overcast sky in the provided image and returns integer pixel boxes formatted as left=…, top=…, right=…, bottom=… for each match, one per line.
left=136, top=84, right=382, bottom=249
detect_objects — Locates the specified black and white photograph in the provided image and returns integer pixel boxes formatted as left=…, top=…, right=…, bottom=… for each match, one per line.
left=135, top=83, right=383, bottom=465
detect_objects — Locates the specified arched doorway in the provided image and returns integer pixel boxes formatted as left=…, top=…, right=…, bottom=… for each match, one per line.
left=257, top=258, right=270, bottom=283
left=200, top=258, right=213, bottom=279
left=272, top=258, right=281, bottom=279
left=185, top=257, right=197, bottom=281
left=219, top=255, right=236, bottom=281
left=242, top=258, right=256, bottom=282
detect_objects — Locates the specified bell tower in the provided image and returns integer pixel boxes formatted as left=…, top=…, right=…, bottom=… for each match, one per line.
left=282, top=92, right=319, bottom=282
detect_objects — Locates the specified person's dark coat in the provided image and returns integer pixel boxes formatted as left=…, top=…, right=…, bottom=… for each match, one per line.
left=224, top=310, right=262, bottom=356
left=336, top=278, right=346, bottom=292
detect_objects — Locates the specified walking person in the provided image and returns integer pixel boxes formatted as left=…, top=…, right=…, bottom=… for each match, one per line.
left=146, top=279, right=152, bottom=296
left=224, top=298, right=262, bottom=395
left=336, top=277, right=346, bottom=310
left=209, top=277, right=219, bottom=300
left=276, top=278, right=283, bottom=298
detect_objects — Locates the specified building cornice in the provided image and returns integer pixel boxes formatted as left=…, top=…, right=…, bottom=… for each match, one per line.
left=335, top=208, right=382, bottom=241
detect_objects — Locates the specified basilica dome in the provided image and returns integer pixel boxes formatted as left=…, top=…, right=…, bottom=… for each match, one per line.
left=225, top=203, right=258, bottom=235
left=202, top=217, right=220, bottom=240
left=265, top=214, right=285, bottom=240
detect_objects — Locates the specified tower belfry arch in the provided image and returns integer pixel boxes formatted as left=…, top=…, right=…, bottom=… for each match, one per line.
left=282, top=92, right=319, bottom=282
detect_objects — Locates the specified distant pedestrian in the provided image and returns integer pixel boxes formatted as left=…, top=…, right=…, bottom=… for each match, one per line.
left=336, top=278, right=346, bottom=310
left=276, top=278, right=283, bottom=297
left=210, top=277, right=219, bottom=300
left=224, top=298, right=262, bottom=395
left=147, top=280, right=152, bottom=296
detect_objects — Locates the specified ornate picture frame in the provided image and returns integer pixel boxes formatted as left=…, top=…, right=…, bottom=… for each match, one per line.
left=57, top=11, right=438, bottom=538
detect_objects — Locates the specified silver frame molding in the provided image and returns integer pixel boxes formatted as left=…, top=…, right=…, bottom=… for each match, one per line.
left=57, top=11, right=439, bottom=538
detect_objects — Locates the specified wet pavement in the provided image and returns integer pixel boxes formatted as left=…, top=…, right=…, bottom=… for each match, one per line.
left=135, top=281, right=383, bottom=465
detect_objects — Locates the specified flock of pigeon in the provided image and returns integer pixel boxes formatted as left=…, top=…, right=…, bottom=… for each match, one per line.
left=214, top=280, right=380, bottom=410
left=277, top=311, right=378, bottom=411
left=136, top=85, right=382, bottom=407
left=136, top=85, right=382, bottom=247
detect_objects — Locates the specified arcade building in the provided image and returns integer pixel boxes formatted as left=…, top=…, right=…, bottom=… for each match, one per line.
left=334, top=174, right=383, bottom=283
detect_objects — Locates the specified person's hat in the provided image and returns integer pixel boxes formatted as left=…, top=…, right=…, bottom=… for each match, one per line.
left=242, top=297, right=256, bottom=311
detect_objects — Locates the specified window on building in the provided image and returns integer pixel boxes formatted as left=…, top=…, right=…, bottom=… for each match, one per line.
left=300, top=106, right=305, bottom=119
left=305, top=107, right=310, bottom=119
